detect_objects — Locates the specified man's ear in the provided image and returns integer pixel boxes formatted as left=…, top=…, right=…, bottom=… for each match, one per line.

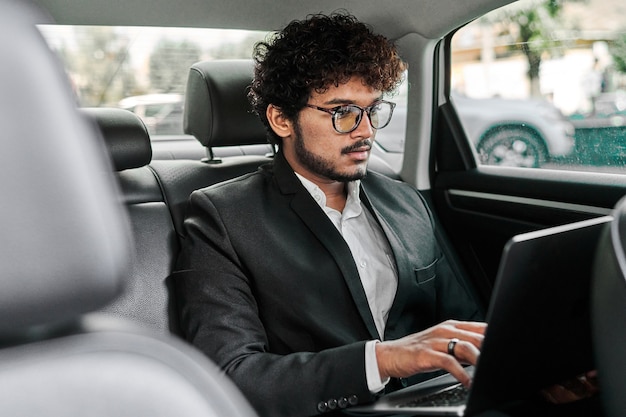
left=266, top=105, right=293, bottom=139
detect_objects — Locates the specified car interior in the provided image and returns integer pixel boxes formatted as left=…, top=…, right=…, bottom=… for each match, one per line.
left=3, top=0, right=626, bottom=415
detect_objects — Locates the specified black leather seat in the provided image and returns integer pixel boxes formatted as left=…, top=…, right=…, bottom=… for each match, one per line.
left=150, top=59, right=274, bottom=236
left=81, top=62, right=275, bottom=337
left=183, top=59, right=272, bottom=163
left=82, top=107, right=181, bottom=335
left=591, top=195, right=626, bottom=417
left=0, top=2, right=257, bottom=415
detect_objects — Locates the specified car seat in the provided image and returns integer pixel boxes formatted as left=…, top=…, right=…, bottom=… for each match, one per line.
left=149, top=59, right=275, bottom=237
left=591, top=196, right=626, bottom=417
left=0, top=1, right=257, bottom=416
left=82, top=107, right=181, bottom=335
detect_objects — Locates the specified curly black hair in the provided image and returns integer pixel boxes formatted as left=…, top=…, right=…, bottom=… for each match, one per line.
left=248, top=11, right=407, bottom=145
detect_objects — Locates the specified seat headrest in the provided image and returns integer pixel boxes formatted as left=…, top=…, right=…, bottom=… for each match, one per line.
left=82, top=108, right=152, bottom=171
left=0, top=0, right=130, bottom=333
left=183, top=59, right=267, bottom=148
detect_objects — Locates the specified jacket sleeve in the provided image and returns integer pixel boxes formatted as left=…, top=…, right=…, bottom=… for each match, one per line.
left=174, top=190, right=377, bottom=417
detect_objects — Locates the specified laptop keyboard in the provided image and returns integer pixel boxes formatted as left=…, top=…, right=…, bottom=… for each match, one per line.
left=398, top=383, right=469, bottom=408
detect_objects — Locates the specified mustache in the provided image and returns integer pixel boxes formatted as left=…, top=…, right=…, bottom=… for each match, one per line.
left=341, top=139, right=372, bottom=154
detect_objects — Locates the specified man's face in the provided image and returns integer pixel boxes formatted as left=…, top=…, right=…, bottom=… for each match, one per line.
left=284, top=77, right=381, bottom=184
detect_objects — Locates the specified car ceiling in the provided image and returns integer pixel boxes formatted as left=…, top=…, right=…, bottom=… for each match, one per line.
left=34, top=0, right=515, bottom=41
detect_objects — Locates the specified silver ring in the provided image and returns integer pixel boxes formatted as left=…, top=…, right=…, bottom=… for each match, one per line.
left=447, top=338, right=459, bottom=357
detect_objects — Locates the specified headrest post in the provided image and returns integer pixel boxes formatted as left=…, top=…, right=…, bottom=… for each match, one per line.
left=201, top=147, right=223, bottom=165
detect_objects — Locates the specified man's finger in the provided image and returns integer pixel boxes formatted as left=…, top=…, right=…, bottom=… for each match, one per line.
left=433, top=352, right=473, bottom=387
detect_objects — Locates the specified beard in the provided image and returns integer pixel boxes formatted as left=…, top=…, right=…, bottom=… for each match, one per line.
left=293, top=120, right=370, bottom=182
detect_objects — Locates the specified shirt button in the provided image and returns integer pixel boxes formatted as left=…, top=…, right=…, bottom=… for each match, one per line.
left=360, top=260, right=367, bottom=268
left=317, top=401, right=328, bottom=413
left=348, top=395, right=358, bottom=405
left=327, top=398, right=337, bottom=410
left=338, top=397, right=348, bottom=408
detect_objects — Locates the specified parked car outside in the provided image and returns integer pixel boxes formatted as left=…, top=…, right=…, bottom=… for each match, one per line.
left=569, top=91, right=626, bottom=166
left=456, top=94, right=575, bottom=168
left=118, top=94, right=184, bottom=135
left=375, top=92, right=576, bottom=170
left=570, top=91, right=626, bottom=128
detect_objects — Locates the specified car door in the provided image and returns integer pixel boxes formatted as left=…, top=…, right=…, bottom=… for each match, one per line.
left=428, top=0, right=626, bottom=305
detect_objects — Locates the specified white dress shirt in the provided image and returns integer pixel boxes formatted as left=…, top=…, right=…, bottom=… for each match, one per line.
left=295, top=173, right=397, bottom=392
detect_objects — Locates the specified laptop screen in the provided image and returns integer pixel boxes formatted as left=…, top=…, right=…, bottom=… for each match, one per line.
left=466, top=215, right=611, bottom=414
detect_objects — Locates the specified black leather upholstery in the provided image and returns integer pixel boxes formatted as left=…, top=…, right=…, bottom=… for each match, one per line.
left=85, top=63, right=274, bottom=336
left=83, top=107, right=152, bottom=171
left=592, top=196, right=626, bottom=417
left=155, top=59, right=274, bottom=236
left=151, top=157, right=272, bottom=236
left=85, top=107, right=180, bottom=335
left=184, top=59, right=268, bottom=149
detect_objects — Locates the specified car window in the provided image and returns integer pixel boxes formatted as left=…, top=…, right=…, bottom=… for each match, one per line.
left=451, top=0, right=626, bottom=173
left=38, top=26, right=268, bottom=137
left=371, top=73, right=408, bottom=172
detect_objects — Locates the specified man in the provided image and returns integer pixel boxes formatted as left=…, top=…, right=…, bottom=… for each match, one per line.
left=175, top=12, right=485, bottom=417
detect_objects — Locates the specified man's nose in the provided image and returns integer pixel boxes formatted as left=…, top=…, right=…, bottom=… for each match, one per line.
left=351, top=111, right=374, bottom=138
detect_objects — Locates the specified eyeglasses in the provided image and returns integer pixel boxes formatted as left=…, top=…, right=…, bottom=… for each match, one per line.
left=304, top=100, right=396, bottom=134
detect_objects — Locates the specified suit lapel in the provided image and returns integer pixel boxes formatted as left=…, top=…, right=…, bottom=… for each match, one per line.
left=360, top=186, right=413, bottom=338
left=272, top=153, right=379, bottom=340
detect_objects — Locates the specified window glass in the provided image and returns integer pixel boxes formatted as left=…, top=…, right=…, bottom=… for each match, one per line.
left=451, top=0, right=626, bottom=173
left=38, top=26, right=268, bottom=136
left=372, top=74, right=408, bottom=172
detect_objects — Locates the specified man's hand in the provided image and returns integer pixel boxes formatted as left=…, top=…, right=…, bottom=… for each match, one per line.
left=541, top=370, right=599, bottom=404
left=375, top=320, right=487, bottom=387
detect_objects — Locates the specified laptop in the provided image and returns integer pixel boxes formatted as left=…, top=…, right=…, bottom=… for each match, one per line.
left=349, top=215, right=611, bottom=416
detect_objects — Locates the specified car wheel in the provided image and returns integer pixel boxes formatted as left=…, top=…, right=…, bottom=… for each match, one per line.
left=477, top=127, right=548, bottom=168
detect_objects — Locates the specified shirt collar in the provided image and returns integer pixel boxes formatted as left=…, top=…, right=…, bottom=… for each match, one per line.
left=294, top=172, right=361, bottom=214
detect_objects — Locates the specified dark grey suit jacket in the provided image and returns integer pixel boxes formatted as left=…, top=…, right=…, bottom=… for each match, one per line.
left=175, top=152, right=482, bottom=417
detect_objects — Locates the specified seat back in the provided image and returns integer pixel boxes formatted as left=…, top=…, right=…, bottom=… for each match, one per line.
left=82, top=107, right=181, bottom=335
left=0, top=2, right=257, bottom=415
left=81, top=61, right=276, bottom=336
left=151, top=59, right=273, bottom=236
left=0, top=0, right=129, bottom=337
left=592, top=196, right=626, bottom=417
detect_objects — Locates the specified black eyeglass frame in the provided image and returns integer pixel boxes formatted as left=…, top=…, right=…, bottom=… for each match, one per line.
left=304, top=100, right=396, bottom=134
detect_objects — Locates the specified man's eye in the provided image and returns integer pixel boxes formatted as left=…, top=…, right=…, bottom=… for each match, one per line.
left=334, top=107, right=353, bottom=117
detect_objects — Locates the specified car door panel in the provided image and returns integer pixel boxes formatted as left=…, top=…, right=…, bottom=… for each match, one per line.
left=431, top=102, right=626, bottom=303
